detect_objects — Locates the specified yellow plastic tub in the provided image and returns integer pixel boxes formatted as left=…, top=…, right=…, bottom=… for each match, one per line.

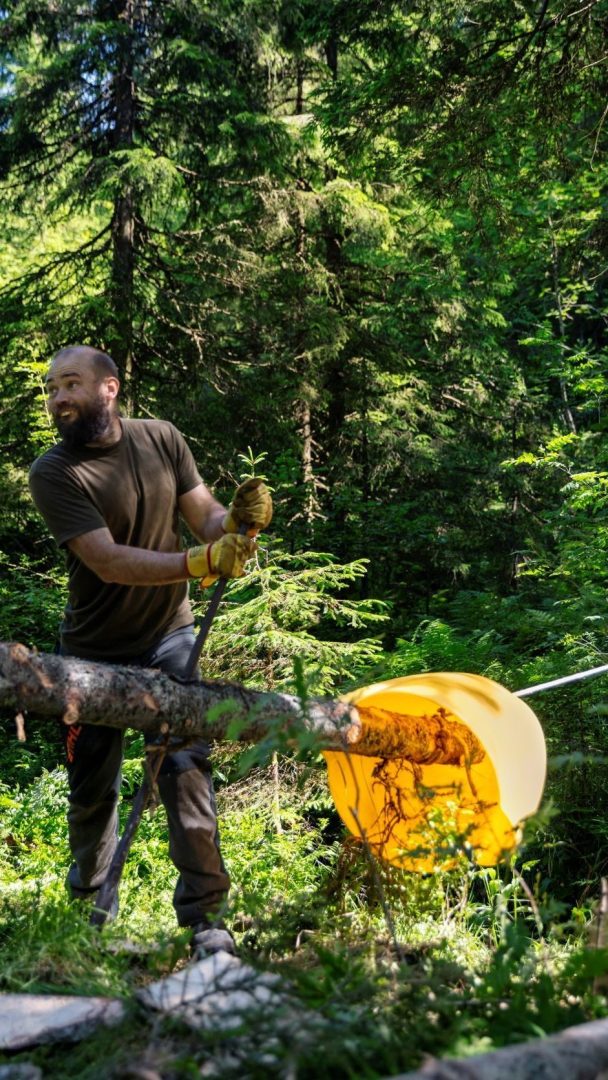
left=324, top=673, right=546, bottom=872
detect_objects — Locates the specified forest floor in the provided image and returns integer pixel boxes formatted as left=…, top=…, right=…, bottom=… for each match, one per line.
left=2, top=726, right=608, bottom=1079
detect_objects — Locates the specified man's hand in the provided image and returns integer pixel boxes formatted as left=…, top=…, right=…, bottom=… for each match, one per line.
left=186, top=533, right=256, bottom=587
left=223, top=477, right=272, bottom=536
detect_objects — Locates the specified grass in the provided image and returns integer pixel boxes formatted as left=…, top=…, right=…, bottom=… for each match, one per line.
left=2, top=741, right=608, bottom=1078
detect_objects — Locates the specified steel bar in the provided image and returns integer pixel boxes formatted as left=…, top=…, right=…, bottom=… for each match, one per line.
left=515, top=662, right=608, bottom=698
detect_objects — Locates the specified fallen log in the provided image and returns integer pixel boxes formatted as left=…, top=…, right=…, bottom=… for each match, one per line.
left=0, top=641, right=355, bottom=748
left=0, top=642, right=482, bottom=764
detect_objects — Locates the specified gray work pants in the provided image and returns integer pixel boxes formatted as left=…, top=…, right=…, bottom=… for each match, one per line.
left=59, top=626, right=230, bottom=927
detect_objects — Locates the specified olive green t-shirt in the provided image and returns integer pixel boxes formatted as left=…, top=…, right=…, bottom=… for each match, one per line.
left=29, top=418, right=202, bottom=660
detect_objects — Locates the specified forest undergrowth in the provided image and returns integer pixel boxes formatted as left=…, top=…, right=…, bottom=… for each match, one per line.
left=3, top=563, right=608, bottom=1079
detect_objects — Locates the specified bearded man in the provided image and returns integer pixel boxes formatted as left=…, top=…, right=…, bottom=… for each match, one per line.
left=29, top=345, right=272, bottom=956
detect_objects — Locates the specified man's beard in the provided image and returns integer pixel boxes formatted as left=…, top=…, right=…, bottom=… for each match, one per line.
left=55, top=395, right=113, bottom=449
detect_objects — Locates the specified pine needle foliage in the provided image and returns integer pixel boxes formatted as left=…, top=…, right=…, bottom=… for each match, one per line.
left=197, top=541, right=388, bottom=693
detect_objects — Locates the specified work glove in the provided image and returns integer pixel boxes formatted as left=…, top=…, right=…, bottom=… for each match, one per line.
left=223, top=477, right=273, bottom=536
left=186, top=533, right=256, bottom=587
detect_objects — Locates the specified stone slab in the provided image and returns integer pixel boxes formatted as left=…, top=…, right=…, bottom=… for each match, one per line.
left=0, top=1067, right=42, bottom=1075
left=0, top=1067, right=42, bottom=1080
left=137, top=949, right=286, bottom=1032
left=0, top=994, right=125, bottom=1052
left=391, top=1016, right=608, bottom=1079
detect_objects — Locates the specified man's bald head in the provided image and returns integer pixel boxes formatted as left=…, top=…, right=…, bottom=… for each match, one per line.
left=46, top=345, right=121, bottom=448
left=52, top=345, right=119, bottom=383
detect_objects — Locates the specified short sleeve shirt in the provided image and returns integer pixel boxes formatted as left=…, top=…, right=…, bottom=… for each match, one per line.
left=29, top=418, right=202, bottom=660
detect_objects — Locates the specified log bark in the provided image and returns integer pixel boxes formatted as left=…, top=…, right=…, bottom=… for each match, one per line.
left=0, top=643, right=483, bottom=764
left=0, top=642, right=355, bottom=749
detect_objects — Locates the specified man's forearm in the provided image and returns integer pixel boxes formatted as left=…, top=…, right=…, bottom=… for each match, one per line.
left=100, top=545, right=190, bottom=585
left=178, top=486, right=229, bottom=543
left=192, top=505, right=226, bottom=543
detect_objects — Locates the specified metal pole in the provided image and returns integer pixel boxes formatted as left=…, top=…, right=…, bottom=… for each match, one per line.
left=183, top=520, right=249, bottom=680
left=515, top=662, right=608, bottom=699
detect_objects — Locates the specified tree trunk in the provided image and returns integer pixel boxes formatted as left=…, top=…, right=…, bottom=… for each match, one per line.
left=548, top=215, right=577, bottom=435
left=299, top=397, right=321, bottom=542
left=0, top=643, right=482, bottom=765
left=295, top=57, right=304, bottom=114
left=110, top=0, right=137, bottom=406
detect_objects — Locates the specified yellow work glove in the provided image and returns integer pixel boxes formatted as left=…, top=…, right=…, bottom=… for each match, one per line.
left=223, top=477, right=273, bottom=536
left=186, top=533, right=256, bottom=588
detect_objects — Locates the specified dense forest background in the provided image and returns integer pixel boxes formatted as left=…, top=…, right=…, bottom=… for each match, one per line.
left=2, top=1, right=608, bottom=1077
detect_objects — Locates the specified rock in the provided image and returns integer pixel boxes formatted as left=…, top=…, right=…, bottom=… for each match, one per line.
left=137, top=949, right=286, bottom=1032
left=114, top=1068, right=162, bottom=1080
left=0, top=993, right=125, bottom=1051
left=390, top=1016, right=608, bottom=1079
left=0, top=1067, right=43, bottom=1080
